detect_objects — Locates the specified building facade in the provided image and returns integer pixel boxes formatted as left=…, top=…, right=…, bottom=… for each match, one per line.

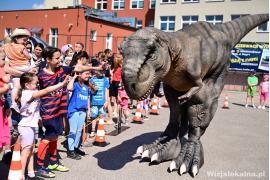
left=154, top=0, right=268, bottom=42
left=0, top=7, right=136, bottom=57
left=154, top=0, right=269, bottom=91
left=82, top=0, right=155, bottom=28
left=45, top=0, right=82, bottom=9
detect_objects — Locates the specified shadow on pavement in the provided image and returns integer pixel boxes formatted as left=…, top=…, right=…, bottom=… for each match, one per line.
left=93, top=131, right=162, bottom=170
left=232, top=102, right=245, bottom=107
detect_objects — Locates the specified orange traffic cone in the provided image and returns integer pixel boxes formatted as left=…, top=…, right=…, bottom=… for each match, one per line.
left=162, top=99, right=169, bottom=108
left=132, top=101, right=143, bottom=124
left=222, top=94, right=229, bottom=109
left=8, top=138, right=23, bottom=180
left=93, top=115, right=109, bottom=147
left=150, top=98, right=159, bottom=115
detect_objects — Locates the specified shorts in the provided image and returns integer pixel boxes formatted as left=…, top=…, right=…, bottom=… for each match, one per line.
left=91, top=105, right=106, bottom=119
left=260, top=92, right=269, bottom=102
left=42, top=118, right=64, bottom=139
left=18, top=126, right=36, bottom=149
left=140, top=99, right=149, bottom=110
left=120, top=99, right=129, bottom=110
left=109, top=81, right=120, bottom=97
left=247, top=87, right=256, bottom=97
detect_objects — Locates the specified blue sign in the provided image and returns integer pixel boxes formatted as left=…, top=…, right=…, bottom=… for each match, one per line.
left=230, top=42, right=269, bottom=72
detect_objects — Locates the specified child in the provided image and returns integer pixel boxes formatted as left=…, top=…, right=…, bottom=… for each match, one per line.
left=3, top=28, right=33, bottom=113
left=110, top=54, right=123, bottom=117
left=0, top=57, right=11, bottom=154
left=118, top=82, right=130, bottom=124
left=89, top=70, right=110, bottom=137
left=36, top=47, right=102, bottom=178
left=141, top=97, right=150, bottom=120
left=16, top=72, right=68, bottom=179
left=67, top=71, right=91, bottom=160
left=245, top=71, right=258, bottom=108
left=258, top=74, right=269, bottom=109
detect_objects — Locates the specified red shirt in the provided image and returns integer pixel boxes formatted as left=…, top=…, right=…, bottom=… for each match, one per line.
left=112, top=67, right=122, bottom=82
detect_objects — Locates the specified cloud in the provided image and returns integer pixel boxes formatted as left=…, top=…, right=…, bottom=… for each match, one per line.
left=32, top=2, right=45, bottom=9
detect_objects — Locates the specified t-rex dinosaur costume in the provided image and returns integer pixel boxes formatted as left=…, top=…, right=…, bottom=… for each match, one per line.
left=119, top=14, right=269, bottom=177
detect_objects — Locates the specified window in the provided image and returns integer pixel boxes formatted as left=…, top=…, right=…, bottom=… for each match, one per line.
left=90, top=30, right=97, bottom=41
left=150, top=0, right=156, bottom=9
left=231, top=14, right=248, bottom=20
left=205, top=15, right=223, bottom=25
left=206, top=0, right=224, bottom=2
left=4, top=28, right=12, bottom=37
left=160, top=16, right=175, bottom=32
left=182, top=0, right=199, bottom=3
left=257, top=22, right=269, bottom=33
left=113, top=0, right=125, bottom=10
left=182, top=16, right=198, bottom=29
left=106, top=33, right=112, bottom=50
left=49, top=28, right=58, bottom=47
left=131, top=0, right=144, bottom=9
left=136, top=20, right=143, bottom=29
left=160, top=0, right=176, bottom=3
left=96, top=0, right=107, bottom=10
left=148, top=20, right=154, bottom=27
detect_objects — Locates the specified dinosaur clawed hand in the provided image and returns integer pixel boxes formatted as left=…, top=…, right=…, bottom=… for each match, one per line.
left=178, top=94, right=190, bottom=104
left=169, top=139, right=204, bottom=177
left=136, top=136, right=181, bottom=164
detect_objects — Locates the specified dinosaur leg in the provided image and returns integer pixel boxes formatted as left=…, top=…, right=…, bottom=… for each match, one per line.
left=137, top=84, right=188, bottom=163
left=169, top=69, right=227, bottom=177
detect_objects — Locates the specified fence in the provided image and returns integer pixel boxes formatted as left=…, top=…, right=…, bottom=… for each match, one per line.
left=45, top=34, right=127, bottom=57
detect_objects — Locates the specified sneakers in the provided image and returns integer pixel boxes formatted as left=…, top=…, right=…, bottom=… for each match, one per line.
left=258, top=105, right=266, bottom=109
left=113, top=112, right=118, bottom=118
left=142, top=115, right=149, bottom=120
left=245, top=104, right=248, bottom=108
left=36, top=167, right=56, bottom=178
left=82, top=141, right=93, bottom=147
left=89, top=131, right=96, bottom=138
left=75, top=148, right=86, bottom=156
left=252, top=104, right=256, bottom=108
left=67, top=151, right=81, bottom=160
left=48, top=164, right=69, bottom=172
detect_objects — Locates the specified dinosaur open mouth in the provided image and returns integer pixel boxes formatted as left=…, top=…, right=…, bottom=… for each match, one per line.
left=137, top=83, right=155, bottom=101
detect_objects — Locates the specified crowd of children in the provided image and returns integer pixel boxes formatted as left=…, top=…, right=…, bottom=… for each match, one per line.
left=0, top=27, right=268, bottom=179
left=0, top=28, right=158, bottom=179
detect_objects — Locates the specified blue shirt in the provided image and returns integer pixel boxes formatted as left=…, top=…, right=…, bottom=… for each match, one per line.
left=68, top=82, right=90, bottom=117
left=90, top=76, right=110, bottom=106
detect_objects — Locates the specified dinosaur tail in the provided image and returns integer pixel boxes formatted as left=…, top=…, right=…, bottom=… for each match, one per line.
left=218, top=14, right=269, bottom=47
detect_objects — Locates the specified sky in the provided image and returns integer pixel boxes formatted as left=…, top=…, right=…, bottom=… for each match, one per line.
left=0, top=0, right=45, bottom=11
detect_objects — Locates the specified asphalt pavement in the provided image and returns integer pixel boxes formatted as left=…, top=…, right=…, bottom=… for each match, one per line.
left=0, top=91, right=268, bottom=180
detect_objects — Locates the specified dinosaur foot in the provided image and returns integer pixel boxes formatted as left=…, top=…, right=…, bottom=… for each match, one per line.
left=169, top=139, right=204, bottom=177
left=136, top=136, right=181, bottom=164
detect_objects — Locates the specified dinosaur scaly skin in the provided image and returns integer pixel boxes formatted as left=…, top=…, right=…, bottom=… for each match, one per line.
left=120, top=14, right=269, bottom=177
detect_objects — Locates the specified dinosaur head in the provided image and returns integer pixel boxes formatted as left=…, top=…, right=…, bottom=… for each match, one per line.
left=120, top=28, right=171, bottom=100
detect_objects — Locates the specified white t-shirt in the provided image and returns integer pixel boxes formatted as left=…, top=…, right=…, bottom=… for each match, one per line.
left=18, top=90, right=40, bottom=127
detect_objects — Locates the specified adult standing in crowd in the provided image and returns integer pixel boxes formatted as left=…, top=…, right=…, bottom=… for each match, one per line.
left=71, top=42, right=84, bottom=64
left=31, top=43, right=46, bottom=72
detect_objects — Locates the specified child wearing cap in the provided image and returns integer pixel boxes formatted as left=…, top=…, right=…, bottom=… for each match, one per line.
left=3, top=28, right=34, bottom=113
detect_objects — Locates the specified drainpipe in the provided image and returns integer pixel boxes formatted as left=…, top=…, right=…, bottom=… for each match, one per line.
left=85, top=15, right=88, bottom=52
